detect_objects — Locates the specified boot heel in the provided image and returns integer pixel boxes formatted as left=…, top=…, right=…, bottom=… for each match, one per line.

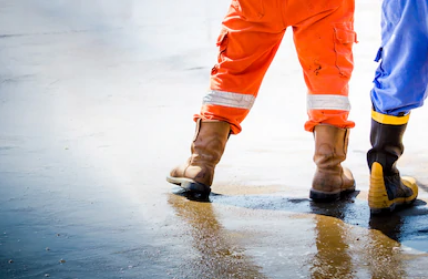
left=166, top=176, right=211, bottom=195
left=180, top=180, right=211, bottom=195
left=368, top=162, right=392, bottom=214
left=368, top=162, right=419, bottom=214
left=309, top=189, right=341, bottom=202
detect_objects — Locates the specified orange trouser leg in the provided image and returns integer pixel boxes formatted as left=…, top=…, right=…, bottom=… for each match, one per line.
left=292, top=0, right=357, bottom=132
left=194, top=1, right=285, bottom=134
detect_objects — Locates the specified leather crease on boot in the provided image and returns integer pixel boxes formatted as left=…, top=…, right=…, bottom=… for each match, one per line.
left=310, top=124, right=356, bottom=202
left=166, top=119, right=231, bottom=197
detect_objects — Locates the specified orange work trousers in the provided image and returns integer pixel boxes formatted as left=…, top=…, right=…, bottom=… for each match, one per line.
left=195, top=0, right=357, bottom=134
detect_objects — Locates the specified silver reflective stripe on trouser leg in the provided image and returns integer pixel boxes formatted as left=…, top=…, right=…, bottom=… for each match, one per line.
left=307, top=94, right=351, bottom=111
left=203, top=90, right=255, bottom=109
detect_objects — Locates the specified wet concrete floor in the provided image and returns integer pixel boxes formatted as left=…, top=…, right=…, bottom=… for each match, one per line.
left=1, top=0, right=428, bottom=278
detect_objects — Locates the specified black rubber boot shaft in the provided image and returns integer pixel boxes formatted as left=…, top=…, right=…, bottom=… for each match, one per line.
left=367, top=118, right=412, bottom=200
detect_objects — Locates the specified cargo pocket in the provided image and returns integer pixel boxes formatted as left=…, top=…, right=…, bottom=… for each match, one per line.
left=334, top=23, right=358, bottom=77
left=231, top=0, right=264, bottom=21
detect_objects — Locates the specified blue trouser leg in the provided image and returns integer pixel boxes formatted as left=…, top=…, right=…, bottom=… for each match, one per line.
left=371, top=0, right=428, bottom=116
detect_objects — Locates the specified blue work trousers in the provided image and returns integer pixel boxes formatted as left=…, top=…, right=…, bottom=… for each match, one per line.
left=371, top=0, right=428, bottom=115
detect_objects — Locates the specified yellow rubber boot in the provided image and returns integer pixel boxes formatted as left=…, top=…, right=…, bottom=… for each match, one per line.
left=369, top=162, right=418, bottom=214
left=367, top=111, right=418, bottom=215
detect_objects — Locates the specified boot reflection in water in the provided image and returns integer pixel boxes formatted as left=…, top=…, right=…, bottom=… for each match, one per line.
left=310, top=215, right=354, bottom=279
left=167, top=194, right=267, bottom=279
left=366, top=214, right=406, bottom=278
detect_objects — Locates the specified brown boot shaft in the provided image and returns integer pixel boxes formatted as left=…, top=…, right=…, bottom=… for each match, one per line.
left=311, top=124, right=355, bottom=200
left=168, top=119, right=230, bottom=192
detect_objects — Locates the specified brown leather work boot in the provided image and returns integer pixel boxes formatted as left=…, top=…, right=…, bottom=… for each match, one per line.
left=166, top=119, right=231, bottom=195
left=310, top=124, right=356, bottom=202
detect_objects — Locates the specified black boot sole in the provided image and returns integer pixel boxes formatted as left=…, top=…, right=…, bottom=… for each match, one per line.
left=310, top=187, right=356, bottom=203
left=166, top=176, right=211, bottom=196
left=369, top=199, right=417, bottom=215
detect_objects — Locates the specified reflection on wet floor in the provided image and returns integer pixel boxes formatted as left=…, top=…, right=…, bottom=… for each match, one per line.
left=174, top=187, right=428, bottom=251
left=310, top=215, right=355, bottom=279
left=168, top=192, right=268, bottom=279
left=2, top=1, right=428, bottom=276
left=173, top=187, right=428, bottom=278
left=309, top=196, right=424, bottom=279
left=212, top=192, right=428, bottom=248
left=307, top=196, right=356, bottom=279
